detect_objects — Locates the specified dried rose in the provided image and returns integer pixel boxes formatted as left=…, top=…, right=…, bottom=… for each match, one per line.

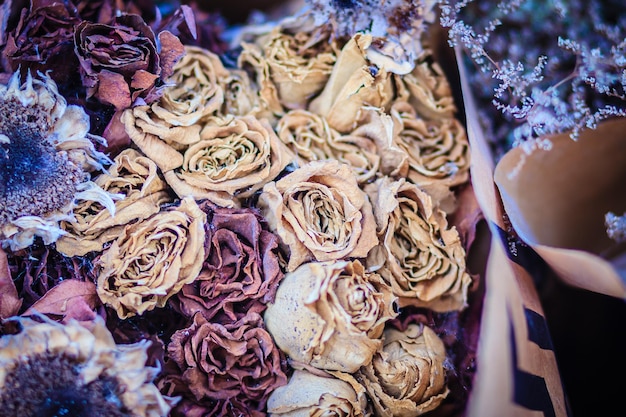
left=219, top=68, right=262, bottom=117
left=393, top=102, right=469, bottom=185
left=74, top=14, right=185, bottom=110
left=0, top=71, right=114, bottom=250
left=393, top=54, right=457, bottom=121
left=176, top=202, right=284, bottom=323
left=365, top=177, right=471, bottom=312
left=96, top=196, right=206, bottom=318
left=154, top=45, right=229, bottom=127
left=276, top=109, right=382, bottom=184
left=264, top=260, right=397, bottom=373
left=258, top=160, right=378, bottom=271
left=357, top=324, right=449, bottom=417
left=267, top=369, right=371, bottom=417
left=3, top=0, right=81, bottom=87
left=238, top=42, right=284, bottom=118
left=0, top=316, right=174, bottom=416
left=262, top=25, right=338, bottom=110
left=162, top=115, right=293, bottom=207
left=56, top=148, right=172, bottom=257
left=308, top=33, right=395, bottom=133
left=166, top=312, right=287, bottom=411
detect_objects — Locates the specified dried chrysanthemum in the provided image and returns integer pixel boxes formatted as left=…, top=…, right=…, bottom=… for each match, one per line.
left=96, top=197, right=206, bottom=319
left=264, top=260, right=397, bottom=373
left=56, top=148, right=172, bottom=257
left=356, top=324, right=449, bottom=416
left=0, top=71, right=113, bottom=250
left=0, top=316, right=173, bottom=416
left=365, top=177, right=471, bottom=311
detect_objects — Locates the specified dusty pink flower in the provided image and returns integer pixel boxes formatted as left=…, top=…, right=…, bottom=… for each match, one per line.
left=175, top=202, right=284, bottom=323
left=74, top=14, right=185, bottom=110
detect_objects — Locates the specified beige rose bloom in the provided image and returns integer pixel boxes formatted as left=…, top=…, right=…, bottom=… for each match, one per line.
left=393, top=53, right=457, bottom=121
left=357, top=324, right=449, bottom=417
left=57, top=148, right=172, bottom=256
left=238, top=42, right=284, bottom=118
left=308, top=33, right=395, bottom=133
left=219, top=68, right=262, bottom=117
left=262, top=25, right=338, bottom=110
left=365, top=177, right=471, bottom=311
left=96, top=197, right=206, bottom=318
left=163, top=115, right=292, bottom=207
left=268, top=369, right=371, bottom=417
left=391, top=101, right=470, bottom=211
left=258, top=160, right=378, bottom=271
left=276, top=109, right=384, bottom=183
left=0, top=317, right=173, bottom=416
left=154, top=45, right=229, bottom=125
left=264, top=260, right=397, bottom=373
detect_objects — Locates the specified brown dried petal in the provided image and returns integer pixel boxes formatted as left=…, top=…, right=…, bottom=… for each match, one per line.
left=164, top=116, right=293, bottom=207
left=264, top=260, right=397, bottom=373
left=0, top=248, right=21, bottom=319
left=176, top=203, right=283, bottom=323
left=267, top=369, right=371, bottom=417
left=96, top=197, right=206, bottom=318
left=57, top=148, right=172, bottom=256
left=357, top=324, right=449, bottom=417
left=365, top=177, right=471, bottom=312
left=308, top=34, right=394, bottom=133
left=258, top=160, right=378, bottom=271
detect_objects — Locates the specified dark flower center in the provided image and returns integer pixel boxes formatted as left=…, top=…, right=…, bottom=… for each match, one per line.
left=0, top=98, right=82, bottom=224
left=0, top=353, right=131, bottom=417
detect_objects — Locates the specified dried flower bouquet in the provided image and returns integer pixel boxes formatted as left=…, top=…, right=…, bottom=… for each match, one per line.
left=0, top=1, right=485, bottom=416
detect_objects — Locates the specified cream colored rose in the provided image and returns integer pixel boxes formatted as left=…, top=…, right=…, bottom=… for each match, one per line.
left=393, top=101, right=469, bottom=186
left=219, top=68, right=261, bottom=117
left=365, top=177, right=471, bottom=311
left=309, top=33, right=395, bottom=133
left=267, top=369, right=371, bottom=417
left=263, top=26, right=338, bottom=110
left=154, top=45, right=229, bottom=126
left=276, top=109, right=382, bottom=183
left=264, top=260, right=397, bottom=373
left=163, top=115, right=292, bottom=207
left=393, top=53, right=456, bottom=121
left=258, top=160, right=378, bottom=271
left=57, top=148, right=172, bottom=256
left=96, top=197, right=206, bottom=318
left=357, top=324, right=449, bottom=417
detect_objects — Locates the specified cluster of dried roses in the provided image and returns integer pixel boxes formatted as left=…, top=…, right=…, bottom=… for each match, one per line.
left=0, top=2, right=475, bottom=416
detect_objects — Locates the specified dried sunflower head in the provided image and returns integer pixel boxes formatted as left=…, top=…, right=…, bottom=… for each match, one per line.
left=0, top=71, right=114, bottom=251
left=0, top=316, right=174, bottom=417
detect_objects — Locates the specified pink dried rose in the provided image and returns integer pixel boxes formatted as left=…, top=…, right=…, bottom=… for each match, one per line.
left=74, top=14, right=185, bottom=110
left=264, top=260, right=397, bottom=373
left=165, top=312, right=287, bottom=412
left=365, top=177, right=471, bottom=312
left=175, top=202, right=284, bottom=323
left=258, top=160, right=378, bottom=271
left=3, top=0, right=82, bottom=87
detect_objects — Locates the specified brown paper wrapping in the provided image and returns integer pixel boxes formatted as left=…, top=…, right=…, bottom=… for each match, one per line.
left=494, top=118, right=626, bottom=298
left=456, top=46, right=569, bottom=417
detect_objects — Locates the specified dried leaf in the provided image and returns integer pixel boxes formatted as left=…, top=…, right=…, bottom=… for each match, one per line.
left=0, top=248, right=22, bottom=318
left=24, top=279, right=98, bottom=318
